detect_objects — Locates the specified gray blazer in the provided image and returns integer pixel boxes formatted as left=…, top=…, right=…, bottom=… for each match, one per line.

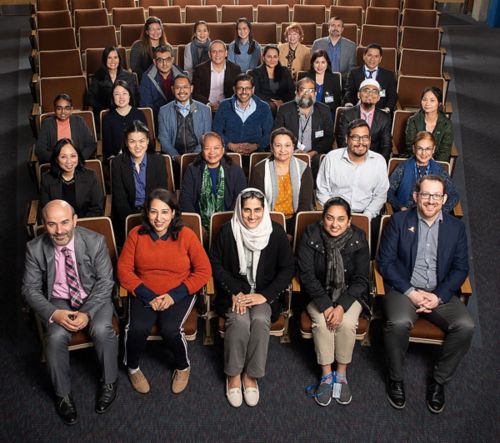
left=22, top=227, right=114, bottom=323
left=311, top=36, right=356, bottom=76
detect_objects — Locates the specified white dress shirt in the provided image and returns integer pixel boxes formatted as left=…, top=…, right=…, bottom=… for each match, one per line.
left=208, top=62, right=225, bottom=105
left=316, top=148, right=389, bottom=219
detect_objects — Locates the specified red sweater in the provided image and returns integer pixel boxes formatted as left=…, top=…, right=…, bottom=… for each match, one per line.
left=118, top=226, right=211, bottom=298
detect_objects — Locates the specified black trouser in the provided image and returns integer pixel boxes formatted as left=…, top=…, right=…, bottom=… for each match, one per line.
left=125, top=294, right=196, bottom=370
left=383, top=290, right=474, bottom=385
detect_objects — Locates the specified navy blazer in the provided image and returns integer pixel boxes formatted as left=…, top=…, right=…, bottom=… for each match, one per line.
left=342, top=66, right=398, bottom=112
left=376, top=208, right=469, bottom=303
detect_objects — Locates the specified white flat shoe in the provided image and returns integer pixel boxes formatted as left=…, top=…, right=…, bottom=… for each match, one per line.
left=226, top=377, right=243, bottom=408
left=242, top=379, right=259, bottom=407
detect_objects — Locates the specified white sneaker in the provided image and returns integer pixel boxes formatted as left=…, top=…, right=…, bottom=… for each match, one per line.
left=226, top=377, right=243, bottom=408
left=242, top=379, right=259, bottom=407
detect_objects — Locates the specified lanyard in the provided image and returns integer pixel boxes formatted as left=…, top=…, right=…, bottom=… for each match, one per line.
left=299, top=112, right=312, bottom=144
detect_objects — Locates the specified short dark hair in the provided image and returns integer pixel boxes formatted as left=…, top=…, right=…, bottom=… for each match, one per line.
left=347, top=118, right=370, bottom=137
left=415, top=175, right=446, bottom=195
left=421, top=86, right=443, bottom=104
left=53, top=93, right=72, bottom=107
left=364, top=43, right=383, bottom=57
left=111, top=79, right=135, bottom=108
left=310, top=49, right=331, bottom=72
left=139, top=188, right=184, bottom=240
left=270, top=127, right=296, bottom=147
left=154, top=44, right=174, bottom=56
left=49, top=138, right=85, bottom=178
left=322, top=196, right=352, bottom=219
left=194, top=131, right=232, bottom=167
left=234, top=73, right=254, bottom=88
left=173, top=73, right=192, bottom=86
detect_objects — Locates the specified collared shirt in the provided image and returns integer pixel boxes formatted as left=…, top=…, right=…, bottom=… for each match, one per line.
left=364, top=66, right=378, bottom=80
left=298, top=107, right=314, bottom=151
left=175, top=100, right=191, bottom=118
left=360, top=107, right=375, bottom=128
left=327, top=39, right=341, bottom=73
left=159, top=72, right=174, bottom=101
left=234, top=96, right=257, bottom=123
left=410, top=211, right=443, bottom=291
left=132, top=154, right=148, bottom=207
left=316, top=147, right=389, bottom=219
left=52, top=236, right=88, bottom=301
left=209, top=62, right=226, bottom=104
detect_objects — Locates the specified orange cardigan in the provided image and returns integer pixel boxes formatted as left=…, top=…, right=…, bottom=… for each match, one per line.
left=118, top=225, right=211, bottom=297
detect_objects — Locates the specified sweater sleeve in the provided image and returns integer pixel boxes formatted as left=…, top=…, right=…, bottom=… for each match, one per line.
left=117, top=229, right=147, bottom=294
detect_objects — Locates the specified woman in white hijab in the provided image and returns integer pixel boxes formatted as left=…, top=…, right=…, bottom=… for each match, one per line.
left=210, top=188, right=294, bottom=408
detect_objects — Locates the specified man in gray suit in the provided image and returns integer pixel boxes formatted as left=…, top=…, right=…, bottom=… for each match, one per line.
left=311, top=16, right=356, bottom=78
left=22, top=200, right=118, bottom=425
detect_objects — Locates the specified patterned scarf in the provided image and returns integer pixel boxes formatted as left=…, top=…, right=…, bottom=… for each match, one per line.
left=199, top=164, right=225, bottom=228
left=286, top=46, right=296, bottom=71
left=320, top=225, right=353, bottom=303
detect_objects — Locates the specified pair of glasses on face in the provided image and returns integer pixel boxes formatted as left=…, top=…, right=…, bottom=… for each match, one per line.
left=415, top=146, right=434, bottom=153
left=156, top=57, right=173, bottom=64
left=418, top=192, right=444, bottom=201
left=349, top=135, right=371, bottom=142
left=236, top=86, right=253, bottom=92
left=299, top=88, right=315, bottom=94
left=360, top=88, right=379, bottom=95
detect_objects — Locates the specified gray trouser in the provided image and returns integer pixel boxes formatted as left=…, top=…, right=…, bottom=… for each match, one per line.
left=383, top=290, right=474, bottom=384
left=224, top=303, right=272, bottom=379
left=45, top=299, right=118, bottom=397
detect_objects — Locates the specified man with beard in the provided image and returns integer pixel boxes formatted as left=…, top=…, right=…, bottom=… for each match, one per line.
left=22, top=200, right=118, bottom=425
left=377, top=175, right=474, bottom=414
left=274, top=77, right=334, bottom=178
left=213, top=73, right=273, bottom=154
left=316, top=119, right=388, bottom=219
left=311, top=16, right=356, bottom=79
left=336, top=79, right=392, bottom=162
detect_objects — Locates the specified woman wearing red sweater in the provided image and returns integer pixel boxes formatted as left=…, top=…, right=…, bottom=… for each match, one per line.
left=118, top=188, right=211, bottom=395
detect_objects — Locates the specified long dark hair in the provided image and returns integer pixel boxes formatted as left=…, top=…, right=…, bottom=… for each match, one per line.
left=49, top=138, right=85, bottom=178
left=137, top=16, right=168, bottom=58
left=95, top=47, right=124, bottom=79
left=139, top=188, right=184, bottom=240
left=262, top=45, right=286, bottom=82
left=234, top=18, right=256, bottom=55
left=310, top=49, right=332, bottom=73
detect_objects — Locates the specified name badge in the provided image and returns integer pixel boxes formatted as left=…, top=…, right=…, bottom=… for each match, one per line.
left=380, top=89, right=386, bottom=97
left=325, top=96, right=334, bottom=103
left=315, top=130, right=324, bottom=138
left=297, top=142, right=306, bottom=151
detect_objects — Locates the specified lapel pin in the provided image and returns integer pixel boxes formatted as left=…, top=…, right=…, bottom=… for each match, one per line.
left=408, top=226, right=415, bottom=233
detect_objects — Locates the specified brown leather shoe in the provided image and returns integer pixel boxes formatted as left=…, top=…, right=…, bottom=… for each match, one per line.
left=128, top=369, right=150, bottom=394
left=171, top=368, right=190, bottom=394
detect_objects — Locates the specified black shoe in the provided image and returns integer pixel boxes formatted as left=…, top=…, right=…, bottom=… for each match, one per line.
left=55, top=394, right=77, bottom=425
left=95, top=381, right=117, bottom=414
left=387, top=379, right=406, bottom=409
left=426, top=381, right=445, bottom=414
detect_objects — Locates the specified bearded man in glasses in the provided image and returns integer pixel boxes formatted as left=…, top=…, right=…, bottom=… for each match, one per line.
left=377, top=174, right=474, bottom=414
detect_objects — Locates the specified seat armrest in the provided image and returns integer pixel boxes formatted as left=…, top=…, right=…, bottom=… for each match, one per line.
left=292, top=276, right=301, bottom=293
left=373, top=264, right=385, bottom=296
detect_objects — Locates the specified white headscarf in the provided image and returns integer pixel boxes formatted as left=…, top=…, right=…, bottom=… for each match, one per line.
left=231, top=188, right=273, bottom=282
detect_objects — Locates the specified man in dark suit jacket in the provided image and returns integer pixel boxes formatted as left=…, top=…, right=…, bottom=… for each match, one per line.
left=22, top=200, right=118, bottom=425
left=343, top=44, right=397, bottom=113
left=192, top=40, right=242, bottom=112
left=274, top=77, right=334, bottom=178
left=377, top=176, right=474, bottom=414
left=337, top=78, right=392, bottom=161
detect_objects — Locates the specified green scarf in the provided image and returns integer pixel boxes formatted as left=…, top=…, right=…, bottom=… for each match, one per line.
left=199, top=164, right=225, bottom=228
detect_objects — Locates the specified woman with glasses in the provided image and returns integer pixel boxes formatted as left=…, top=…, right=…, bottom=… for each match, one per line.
left=278, top=23, right=310, bottom=78
left=179, top=132, right=247, bottom=232
left=111, top=120, right=168, bottom=237
left=228, top=18, right=261, bottom=73
left=388, top=131, right=459, bottom=213
left=130, top=16, right=169, bottom=81
left=210, top=188, right=294, bottom=407
left=118, top=188, right=211, bottom=395
left=249, top=127, right=314, bottom=235
left=405, top=86, right=453, bottom=161
left=102, top=80, right=148, bottom=159
left=87, top=47, right=139, bottom=130
left=40, top=138, right=102, bottom=218
left=297, top=197, right=370, bottom=407
left=36, top=93, right=96, bottom=163
left=251, top=45, right=295, bottom=116
left=298, top=50, right=342, bottom=118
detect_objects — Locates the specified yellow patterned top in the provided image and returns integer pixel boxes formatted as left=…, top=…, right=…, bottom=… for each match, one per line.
left=274, top=172, right=294, bottom=218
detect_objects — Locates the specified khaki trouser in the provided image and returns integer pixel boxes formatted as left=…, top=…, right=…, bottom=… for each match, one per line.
left=307, top=300, right=362, bottom=366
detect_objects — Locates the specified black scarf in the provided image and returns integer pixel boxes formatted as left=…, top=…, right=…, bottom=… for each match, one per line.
left=190, top=38, right=210, bottom=69
left=320, top=225, right=353, bottom=303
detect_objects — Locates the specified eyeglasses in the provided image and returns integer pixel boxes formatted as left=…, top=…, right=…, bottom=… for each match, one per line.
left=241, top=190, right=265, bottom=200
left=418, top=192, right=444, bottom=201
left=415, top=146, right=434, bottom=153
left=236, top=86, right=253, bottom=92
left=55, top=106, right=72, bottom=111
left=156, top=57, right=173, bottom=64
left=349, top=135, right=371, bottom=142
left=299, top=88, right=315, bottom=94
left=174, top=85, right=190, bottom=90
left=360, top=88, right=379, bottom=95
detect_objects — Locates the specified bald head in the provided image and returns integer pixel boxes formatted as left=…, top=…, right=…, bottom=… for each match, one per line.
left=42, top=200, right=77, bottom=247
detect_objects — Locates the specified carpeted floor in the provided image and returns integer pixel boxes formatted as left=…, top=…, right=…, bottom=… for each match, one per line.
left=0, top=13, right=499, bottom=443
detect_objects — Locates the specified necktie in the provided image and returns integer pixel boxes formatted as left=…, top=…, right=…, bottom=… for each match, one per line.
left=61, top=247, right=82, bottom=309
left=367, top=70, right=375, bottom=79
